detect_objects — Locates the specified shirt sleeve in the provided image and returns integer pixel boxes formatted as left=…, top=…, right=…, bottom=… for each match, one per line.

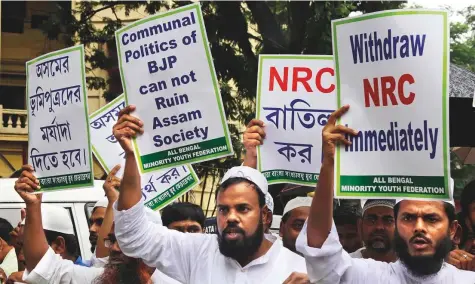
left=296, top=220, right=368, bottom=283
left=113, top=201, right=213, bottom=284
left=22, top=247, right=104, bottom=284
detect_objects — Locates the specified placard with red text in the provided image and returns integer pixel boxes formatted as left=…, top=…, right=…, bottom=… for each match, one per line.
left=332, top=10, right=450, bottom=200
left=256, top=55, right=336, bottom=185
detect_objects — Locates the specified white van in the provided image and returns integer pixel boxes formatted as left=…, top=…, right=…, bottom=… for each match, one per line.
left=0, top=178, right=105, bottom=261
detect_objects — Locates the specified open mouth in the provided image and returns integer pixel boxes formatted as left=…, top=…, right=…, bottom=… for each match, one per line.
left=411, top=237, right=429, bottom=250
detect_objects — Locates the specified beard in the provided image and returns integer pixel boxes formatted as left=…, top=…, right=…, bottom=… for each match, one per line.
left=95, top=251, right=146, bottom=284
left=394, top=229, right=452, bottom=276
left=366, top=230, right=392, bottom=253
left=218, top=219, right=264, bottom=263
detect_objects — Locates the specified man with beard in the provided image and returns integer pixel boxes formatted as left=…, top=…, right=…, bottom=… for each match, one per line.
left=350, top=199, right=397, bottom=263
left=295, top=105, right=475, bottom=283
left=111, top=105, right=306, bottom=283
left=280, top=197, right=312, bottom=255
left=13, top=164, right=160, bottom=284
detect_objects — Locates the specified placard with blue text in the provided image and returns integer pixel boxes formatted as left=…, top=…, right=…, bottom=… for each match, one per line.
left=26, top=45, right=93, bottom=191
left=256, top=55, right=336, bottom=185
left=89, top=95, right=200, bottom=210
left=332, top=10, right=450, bottom=200
left=115, top=3, right=233, bottom=173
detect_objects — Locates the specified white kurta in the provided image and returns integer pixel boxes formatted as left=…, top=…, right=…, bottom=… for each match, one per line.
left=296, top=221, right=475, bottom=284
left=22, top=248, right=104, bottom=284
left=113, top=201, right=306, bottom=284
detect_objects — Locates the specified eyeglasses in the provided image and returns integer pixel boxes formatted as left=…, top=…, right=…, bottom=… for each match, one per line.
left=104, top=235, right=117, bottom=248
left=363, top=215, right=394, bottom=226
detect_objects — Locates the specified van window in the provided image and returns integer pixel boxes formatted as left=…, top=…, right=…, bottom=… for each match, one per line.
left=0, top=205, right=81, bottom=257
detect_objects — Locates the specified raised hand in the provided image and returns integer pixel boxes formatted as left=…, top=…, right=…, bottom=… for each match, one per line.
left=113, top=105, right=144, bottom=155
left=103, top=164, right=121, bottom=203
left=321, top=105, right=358, bottom=163
left=13, top=165, right=42, bottom=205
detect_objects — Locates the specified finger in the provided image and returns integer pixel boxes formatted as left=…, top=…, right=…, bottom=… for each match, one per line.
left=247, top=119, right=264, bottom=128
left=246, top=125, right=266, bottom=137
left=282, top=276, right=292, bottom=284
left=17, top=177, right=40, bottom=191
left=448, top=257, right=461, bottom=269
left=334, top=124, right=359, bottom=136
left=111, top=180, right=121, bottom=188
left=116, top=113, right=143, bottom=128
left=20, top=170, right=39, bottom=184
left=328, top=133, right=351, bottom=146
left=327, top=105, right=350, bottom=126
left=109, top=164, right=121, bottom=177
left=15, top=182, right=35, bottom=194
left=21, top=208, right=26, bottom=220
left=116, top=120, right=144, bottom=133
left=244, top=132, right=264, bottom=142
left=244, top=140, right=262, bottom=148
left=118, top=105, right=136, bottom=117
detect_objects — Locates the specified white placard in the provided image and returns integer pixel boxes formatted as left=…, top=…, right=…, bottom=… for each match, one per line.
left=26, top=45, right=93, bottom=191
left=332, top=10, right=450, bottom=200
left=256, top=55, right=336, bottom=185
left=115, top=3, right=233, bottom=173
left=89, top=95, right=200, bottom=210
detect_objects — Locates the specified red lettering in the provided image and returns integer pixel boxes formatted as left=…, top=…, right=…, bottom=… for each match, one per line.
left=398, top=73, right=415, bottom=105
left=269, top=67, right=288, bottom=91
left=381, top=76, right=397, bottom=106
left=363, top=78, right=380, bottom=107
left=315, top=67, right=335, bottom=93
left=292, top=67, right=312, bottom=92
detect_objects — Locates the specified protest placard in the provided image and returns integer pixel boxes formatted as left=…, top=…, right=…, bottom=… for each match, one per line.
left=89, top=95, right=200, bottom=210
left=26, top=45, right=93, bottom=191
left=256, top=55, right=336, bottom=185
left=115, top=3, right=233, bottom=173
left=332, top=10, right=450, bottom=199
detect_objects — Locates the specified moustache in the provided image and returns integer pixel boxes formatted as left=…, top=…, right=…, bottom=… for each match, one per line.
left=409, top=233, right=431, bottom=244
left=369, top=231, right=389, bottom=239
left=222, top=225, right=245, bottom=235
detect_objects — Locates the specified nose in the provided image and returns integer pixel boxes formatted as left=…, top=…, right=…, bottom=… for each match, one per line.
left=89, top=224, right=98, bottom=233
left=413, top=217, right=427, bottom=234
left=226, top=209, right=239, bottom=224
left=374, top=218, right=385, bottom=230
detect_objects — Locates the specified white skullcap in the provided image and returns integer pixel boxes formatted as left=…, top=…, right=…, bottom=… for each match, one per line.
left=363, top=199, right=396, bottom=214
left=220, top=166, right=268, bottom=194
left=283, top=197, right=312, bottom=216
left=145, top=207, right=162, bottom=225
left=395, top=178, right=455, bottom=207
left=265, top=192, right=274, bottom=213
left=22, top=204, right=74, bottom=235
left=94, top=197, right=108, bottom=209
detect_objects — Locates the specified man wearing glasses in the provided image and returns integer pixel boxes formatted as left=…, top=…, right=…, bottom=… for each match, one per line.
left=350, top=199, right=397, bottom=263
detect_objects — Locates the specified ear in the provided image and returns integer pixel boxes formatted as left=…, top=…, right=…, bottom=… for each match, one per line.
left=53, top=236, right=66, bottom=255
left=449, top=220, right=459, bottom=240
left=262, top=205, right=269, bottom=222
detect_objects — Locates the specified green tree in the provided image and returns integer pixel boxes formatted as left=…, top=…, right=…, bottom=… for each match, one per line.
left=42, top=1, right=404, bottom=211
left=449, top=5, right=475, bottom=198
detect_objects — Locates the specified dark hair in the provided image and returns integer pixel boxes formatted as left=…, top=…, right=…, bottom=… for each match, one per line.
left=461, top=180, right=475, bottom=218
left=44, top=230, right=80, bottom=258
left=0, top=218, right=13, bottom=243
left=216, top=177, right=265, bottom=208
left=161, top=202, right=206, bottom=228
left=394, top=201, right=456, bottom=224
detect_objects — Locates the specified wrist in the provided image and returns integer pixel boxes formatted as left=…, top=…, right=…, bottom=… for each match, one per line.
left=321, top=157, right=335, bottom=167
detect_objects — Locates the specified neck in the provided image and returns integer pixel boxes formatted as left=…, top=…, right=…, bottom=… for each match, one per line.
left=362, top=248, right=398, bottom=263
left=236, top=238, right=273, bottom=267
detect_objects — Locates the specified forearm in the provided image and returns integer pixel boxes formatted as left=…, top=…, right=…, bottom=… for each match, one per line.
left=118, top=153, right=142, bottom=210
left=96, top=202, right=114, bottom=258
left=24, top=203, right=49, bottom=272
left=307, top=159, right=334, bottom=248
left=242, top=152, right=257, bottom=169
